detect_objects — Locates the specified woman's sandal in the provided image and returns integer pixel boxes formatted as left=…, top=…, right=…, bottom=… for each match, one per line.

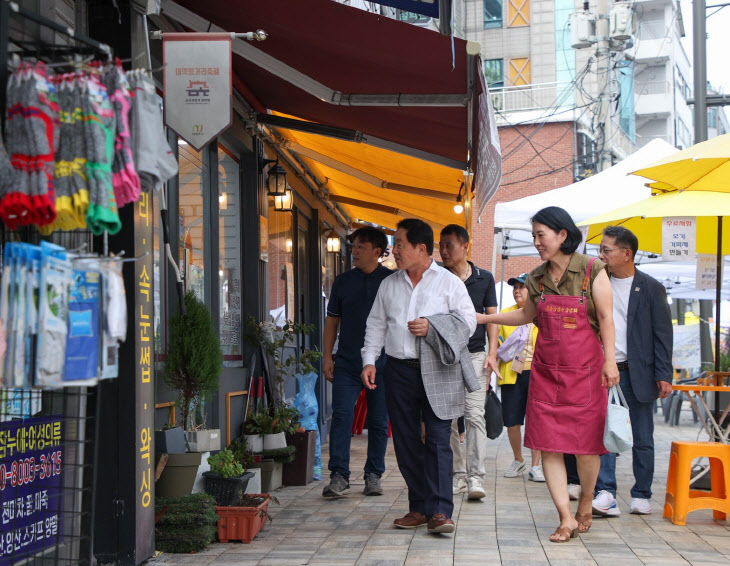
left=575, top=511, right=592, bottom=533
left=549, top=525, right=578, bottom=543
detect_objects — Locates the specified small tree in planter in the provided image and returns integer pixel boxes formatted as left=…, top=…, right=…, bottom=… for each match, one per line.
left=164, top=291, right=223, bottom=447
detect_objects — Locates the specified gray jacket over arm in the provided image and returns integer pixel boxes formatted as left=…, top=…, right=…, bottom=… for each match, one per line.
left=418, top=313, right=481, bottom=420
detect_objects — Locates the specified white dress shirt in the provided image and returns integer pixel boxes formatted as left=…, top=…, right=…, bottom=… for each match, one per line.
left=361, top=260, right=477, bottom=366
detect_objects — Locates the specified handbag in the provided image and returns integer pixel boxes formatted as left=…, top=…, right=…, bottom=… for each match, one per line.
left=496, top=324, right=529, bottom=362
left=603, top=385, right=633, bottom=453
left=484, top=386, right=504, bottom=440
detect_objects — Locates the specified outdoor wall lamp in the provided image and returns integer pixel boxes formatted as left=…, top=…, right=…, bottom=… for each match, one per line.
left=286, top=239, right=293, bottom=253
left=326, top=236, right=341, bottom=254
left=273, top=187, right=294, bottom=212
left=453, top=182, right=464, bottom=214
left=260, top=158, right=288, bottom=196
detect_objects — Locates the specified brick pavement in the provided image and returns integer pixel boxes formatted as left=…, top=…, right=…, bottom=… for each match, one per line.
left=150, top=408, right=730, bottom=565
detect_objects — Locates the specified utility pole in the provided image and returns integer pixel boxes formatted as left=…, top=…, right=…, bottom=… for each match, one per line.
left=597, top=0, right=613, bottom=171
left=693, top=0, right=715, bottom=376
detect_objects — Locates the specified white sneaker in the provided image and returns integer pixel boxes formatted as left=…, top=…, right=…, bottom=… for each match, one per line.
left=452, top=476, right=467, bottom=494
left=567, top=484, right=581, bottom=500
left=467, top=477, right=486, bottom=499
left=629, top=498, right=652, bottom=515
left=528, top=466, right=546, bottom=482
left=504, top=459, right=528, bottom=478
left=592, top=490, right=621, bottom=517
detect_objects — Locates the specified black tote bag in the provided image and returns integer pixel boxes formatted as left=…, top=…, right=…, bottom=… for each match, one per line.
left=484, top=387, right=504, bottom=440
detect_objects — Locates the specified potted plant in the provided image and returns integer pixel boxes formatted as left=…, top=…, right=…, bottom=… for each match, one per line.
left=203, top=448, right=255, bottom=506
left=242, top=406, right=273, bottom=453
left=157, top=291, right=223, bottom=498
left=215, top=494, right=278, bottom=543
left=246, top=316, right=322, bottom=404
left=164, top=290, right=223, bottom=450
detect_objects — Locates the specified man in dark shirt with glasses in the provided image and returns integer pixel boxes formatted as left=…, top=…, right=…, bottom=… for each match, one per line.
left=322, top=227, right=393, bottom=498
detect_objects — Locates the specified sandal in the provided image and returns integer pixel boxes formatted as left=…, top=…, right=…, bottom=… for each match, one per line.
left=575, top=511, right=592, bottom=533
left=549, top=525, right=578, bottom=543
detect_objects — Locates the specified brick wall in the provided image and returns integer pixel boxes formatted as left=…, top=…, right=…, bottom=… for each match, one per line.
left=470, top=121, right=576, bottom=283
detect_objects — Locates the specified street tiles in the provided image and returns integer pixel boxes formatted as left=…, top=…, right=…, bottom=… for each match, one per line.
left=149, top=408, right=730, bottom=565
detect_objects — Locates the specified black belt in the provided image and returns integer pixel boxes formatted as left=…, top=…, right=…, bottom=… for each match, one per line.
left=616, top=361, right=629, bottom=370
left=388, top=356, right=421, bottom=368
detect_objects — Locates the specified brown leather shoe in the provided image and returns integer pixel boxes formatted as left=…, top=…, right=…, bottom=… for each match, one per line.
left=393, top=511, right=427, bottom=529
left=427, top=513, right=455, bottom=533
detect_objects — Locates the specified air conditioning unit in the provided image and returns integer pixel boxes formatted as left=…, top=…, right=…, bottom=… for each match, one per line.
left=570, top=12, right=595, bottom=49
left=610, top=2, right=636, bottom=41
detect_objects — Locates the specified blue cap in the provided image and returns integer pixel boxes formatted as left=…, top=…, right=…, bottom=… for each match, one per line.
left=507, top=273, right=529, bottom=286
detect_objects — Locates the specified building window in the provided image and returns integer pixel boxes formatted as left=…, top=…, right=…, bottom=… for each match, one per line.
left=575, top=133, right=598, bottom=180
left=484, top=59, right=504, bottom=88
left=507, top=57, right=531, bottom=86
left=484, top=0, right=503, bottom=28
left=507, top=0, right=529, bottom=27
left=178, top=141, right=206, bottom=302
left=218, top=144, right=242, bottom=366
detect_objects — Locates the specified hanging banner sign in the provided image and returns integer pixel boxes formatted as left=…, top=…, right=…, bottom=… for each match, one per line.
left=696, top=253, right=722, bottom=290
left=661, top=216, right=696, bottom=261
left=672, top=325, right=701, bottom=370
left=0, top=416, right=64, bottom=563
left=163, top=33, right=232, bottom=151
left=474, top=67, right=503, bottom=219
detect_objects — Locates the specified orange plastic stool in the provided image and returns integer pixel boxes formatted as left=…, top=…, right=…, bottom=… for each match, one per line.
left=351, top=390, right=392, bottom=438
left=664, top=441, right=730, bottom=525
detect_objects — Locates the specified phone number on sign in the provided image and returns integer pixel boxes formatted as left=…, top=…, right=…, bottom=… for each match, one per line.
left=0, top=452, right=62, bottom=489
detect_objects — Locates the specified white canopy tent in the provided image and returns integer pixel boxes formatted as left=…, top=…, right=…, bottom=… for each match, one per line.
left=490, top=138, right=680, bottom=268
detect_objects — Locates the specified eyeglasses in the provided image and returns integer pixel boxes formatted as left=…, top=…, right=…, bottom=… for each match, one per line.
left=599, top=246, right=627, bottom=255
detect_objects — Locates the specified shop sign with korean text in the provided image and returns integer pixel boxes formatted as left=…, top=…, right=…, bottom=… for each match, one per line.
left=696, top=253, right=723, bottom=290
left=661, top=216, right=696, bottom=261
left=163, top=33, right=232, bottom=151
left=0, top=416, right=64, bottom=563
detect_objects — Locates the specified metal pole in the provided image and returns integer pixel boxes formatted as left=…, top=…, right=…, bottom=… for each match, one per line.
left=597, top=0, right=612, bottom=171
left=0, top=0, right=9, bottom=133
left=693, top=0, right=708, bottom=143
left=715, top=217, right=722, bottom=421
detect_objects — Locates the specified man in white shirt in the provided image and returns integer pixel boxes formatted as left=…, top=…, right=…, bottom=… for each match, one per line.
left=592, top=226, right=673, bottom=517
left=361, top=219, right=477, bottom=534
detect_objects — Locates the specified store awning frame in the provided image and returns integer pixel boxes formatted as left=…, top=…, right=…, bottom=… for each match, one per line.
left=150, top=0, right=501, bottom=227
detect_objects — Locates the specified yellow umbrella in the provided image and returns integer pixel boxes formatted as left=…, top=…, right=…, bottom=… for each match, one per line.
left=630, top=132, right=730, bottom=194
left=580, top=189, right=729, bottom=390
left=580, top=191, right=730, bottom=254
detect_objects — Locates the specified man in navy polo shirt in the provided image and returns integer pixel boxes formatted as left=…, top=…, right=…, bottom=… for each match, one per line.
left=322, top=226, right=393, bottom=498
left=439, top=224, right=500, bottom=500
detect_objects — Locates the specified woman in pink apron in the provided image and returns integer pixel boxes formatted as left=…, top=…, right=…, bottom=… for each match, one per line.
left=485, top=206, right=619, bottom=543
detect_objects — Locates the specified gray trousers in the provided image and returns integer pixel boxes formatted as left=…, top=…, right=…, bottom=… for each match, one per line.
left=450, top=351, right=488, bottom=481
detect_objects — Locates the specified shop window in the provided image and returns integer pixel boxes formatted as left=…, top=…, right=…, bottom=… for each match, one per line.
left=508, top=57, right=531, bottom=86
left=484, top=0, right=503, bottom=28
left=484, top=59, right=504, bottom=88
left=507, top=0, right=529, bottom=26
left=267, top=202, right=294, bottom=328
left=178, top=141, right=206, bottom=302
left=218, top=145, right=242, bottom=366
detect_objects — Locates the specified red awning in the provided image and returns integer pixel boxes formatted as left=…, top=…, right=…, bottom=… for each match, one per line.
left=155, top=0, right=501, bottom=218
left=163, top=0, right=476, bottom=168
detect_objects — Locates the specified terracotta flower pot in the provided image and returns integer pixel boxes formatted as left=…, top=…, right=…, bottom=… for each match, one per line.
left=215, top=494, right=270, bottom=543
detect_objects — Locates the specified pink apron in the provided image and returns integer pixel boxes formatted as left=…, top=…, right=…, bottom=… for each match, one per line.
left=524, top=258, right=608, bottom=455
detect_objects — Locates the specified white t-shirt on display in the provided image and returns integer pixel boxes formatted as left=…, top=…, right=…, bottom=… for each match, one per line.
left=611, top=274, right=634, bottom=363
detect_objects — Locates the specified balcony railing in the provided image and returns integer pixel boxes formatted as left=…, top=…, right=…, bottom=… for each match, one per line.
left=489, top=82, right=575, bottom=114
left=637, top=21, right=667, bottom=41
left=635, top=133, right=671, bottom=148
left=635, top=80, right=672, bottom=96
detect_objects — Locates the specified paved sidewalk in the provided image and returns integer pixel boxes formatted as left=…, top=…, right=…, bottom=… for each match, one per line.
left=151, top=409, right=730, bottom=565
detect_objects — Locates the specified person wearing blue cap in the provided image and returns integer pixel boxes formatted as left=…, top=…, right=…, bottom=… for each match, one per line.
left=498, top=273, right=542, bottom=481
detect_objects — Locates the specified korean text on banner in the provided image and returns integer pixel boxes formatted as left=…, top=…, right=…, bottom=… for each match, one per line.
left=474, top=68, right=502, bottom=219
left=0, top=416, right=64, bottom=563
left=661, top=217, right=696, bottom=262
left=696, top=253, right=722, bottom=290
left=163, top=35, right=232, bottom=151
